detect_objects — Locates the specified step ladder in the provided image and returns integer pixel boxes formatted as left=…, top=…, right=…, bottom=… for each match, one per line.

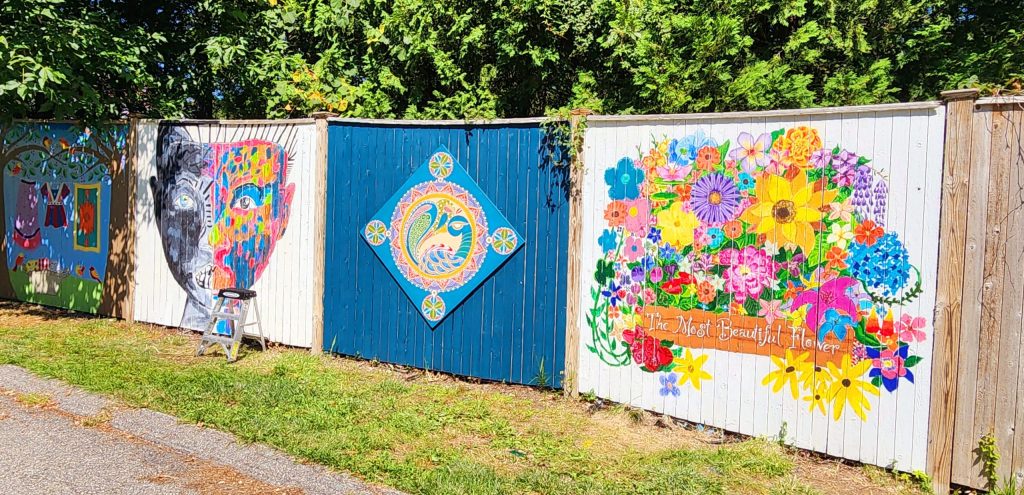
left=196, top=288, right=266, bottom=362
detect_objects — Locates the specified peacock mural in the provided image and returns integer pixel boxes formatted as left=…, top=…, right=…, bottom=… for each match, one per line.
left=362, top=146, right=523, bottom=326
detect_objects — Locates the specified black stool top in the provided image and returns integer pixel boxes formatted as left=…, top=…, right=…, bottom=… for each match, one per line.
left=218, top=288, right=257, bottom=300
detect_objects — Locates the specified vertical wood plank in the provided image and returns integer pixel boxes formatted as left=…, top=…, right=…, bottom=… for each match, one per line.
left=309, top=113, right=332, bottom=353
left=563, top=110, right=589, bottom=396
left=928, top=88, right=980, bottom=494
left=950, top=107, right=996, bottom=486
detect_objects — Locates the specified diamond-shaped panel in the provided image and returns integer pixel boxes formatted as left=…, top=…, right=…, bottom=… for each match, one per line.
left=362, top=146, right=524, bottom=327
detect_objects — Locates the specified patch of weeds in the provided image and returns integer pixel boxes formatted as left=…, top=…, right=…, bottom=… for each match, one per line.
left=15, top=392, right=53, bottom=407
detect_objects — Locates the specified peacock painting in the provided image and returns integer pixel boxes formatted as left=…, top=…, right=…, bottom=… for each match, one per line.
left=403, top=199, right=473, bottom=277
left=363, top=146, right=524, bottom=326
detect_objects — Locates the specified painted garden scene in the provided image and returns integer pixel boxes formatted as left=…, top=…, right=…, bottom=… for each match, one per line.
left=587, top=127, right=929, bottom=422
left=1, top=0, right=1022, bottom=494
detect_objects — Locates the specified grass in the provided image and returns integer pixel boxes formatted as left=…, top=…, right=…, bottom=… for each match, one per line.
left=0, top=303, right=926, bottom=495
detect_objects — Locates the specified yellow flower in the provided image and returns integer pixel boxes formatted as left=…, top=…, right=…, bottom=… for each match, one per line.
left=740, top=169, right=837, bottom=255
left=674, top=348, right=712, bottom=390
left=761, top=349, right=811, bottom=399
left=657, top=205, right=700, bottom=248
left=785, top=304, right=809, bottom=328
left=798, top=362, right=830, bottom=390
left=803, top=382, right=829, bottom=415
left=825, top=355, right=879, bottom=421
left=771, top=126, right=823, bottom=169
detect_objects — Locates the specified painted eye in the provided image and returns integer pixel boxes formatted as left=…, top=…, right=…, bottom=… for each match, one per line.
left=231, top=184, right=263, bottom=211
left=174, top=194, right=195, bottom=210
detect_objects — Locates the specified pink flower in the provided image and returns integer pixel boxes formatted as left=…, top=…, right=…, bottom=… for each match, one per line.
left=896, top=314, right=927, bottom=343
left=720, top=246, right=775, bottom=303
left=791, top=276, right=859, bottom=332
left=758, top=299, right=784, bottom=326
left=623, top=235, right=644, bottom=262
left=623, top=198, right=652, bottom=235
left=657, top=163, right=692, bottom=181
left=871, top=348, right=908, bottom=381
left=643, top=287, right=657, bottom=304
left=649, top=266, right=664, bottom=283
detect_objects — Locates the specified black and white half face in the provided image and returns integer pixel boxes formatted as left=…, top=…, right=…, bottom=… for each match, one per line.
left=153, top=125, right=216, bottom=330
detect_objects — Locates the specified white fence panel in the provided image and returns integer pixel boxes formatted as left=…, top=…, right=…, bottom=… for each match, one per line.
left=133, top=120, right=318, bottom=347
left=575, top=103, right=945, bottom=471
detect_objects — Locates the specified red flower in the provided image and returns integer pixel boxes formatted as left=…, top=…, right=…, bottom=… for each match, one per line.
left=865, top=309, right=896, bottom=339
left=623, top=326, right=673, bottom=371
left=854, top=220, right=884, bottom=246
left=660, top=272, right=694, bottom=295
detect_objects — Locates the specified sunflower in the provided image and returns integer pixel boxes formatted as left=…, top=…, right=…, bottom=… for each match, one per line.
left=825, top=355, right=879, bottom=421
left=740, top=169, right=837, bottom=255
left=674, top=348, right=712, bottom=390
left=761, top=349, right=811, bottom=399
left=803, top=382, right=829, bottom=415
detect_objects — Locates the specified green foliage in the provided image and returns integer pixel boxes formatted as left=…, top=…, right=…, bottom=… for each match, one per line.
left=980, top=432, right=1001, bottom=490
left=1, top=0, right=1021, bottom=120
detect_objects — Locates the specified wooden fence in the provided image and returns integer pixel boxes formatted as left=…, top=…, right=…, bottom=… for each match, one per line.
left=4, top=96, right=1024, bottom=492
left=930, top=91, right=1024, bottom=492
left=322, top=119, right=571, bottom=387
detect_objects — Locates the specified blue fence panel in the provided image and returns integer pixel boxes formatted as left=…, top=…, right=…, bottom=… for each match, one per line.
left=323, top=122, right=569, bottom=387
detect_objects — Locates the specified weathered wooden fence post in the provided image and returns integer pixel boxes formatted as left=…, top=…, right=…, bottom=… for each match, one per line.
left=123, top=115, right=142, bottom=323
left=927, top=88, right=980, bottom=494
left=310, top=112, right=335, bottom=354
left=563, top=108, right=591, bottom=397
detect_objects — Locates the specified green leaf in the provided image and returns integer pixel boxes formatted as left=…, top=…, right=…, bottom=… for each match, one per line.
left=854, top=322, right=883, bottom=348
left=904, top=355, right=923, bottom=368
left=650, top=192, right=677, bottom=201
left=871, top=376, right=883, bottom=388
left=716, top=140, right=730, bottom=166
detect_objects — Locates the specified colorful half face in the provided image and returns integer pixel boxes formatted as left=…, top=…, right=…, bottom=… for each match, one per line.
left=207, top=140, right=294, bottom=290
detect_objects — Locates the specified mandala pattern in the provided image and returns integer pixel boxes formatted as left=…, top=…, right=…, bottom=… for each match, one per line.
left=388, top=181, right=488, bottom=292
left=490, top=227, right=518, bottom=255
left=362, top=145, right=525, bottom=327
left=421, top=293, right=446, bottom=321
left=363, top=220, right=388, bottom=246
left=428, top=151, right=454, bottom=180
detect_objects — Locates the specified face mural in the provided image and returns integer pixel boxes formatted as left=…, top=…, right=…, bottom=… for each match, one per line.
left=1, top=124, right=123, bottom=312
left=587, top=127, right=929, bottom=422
left=153, top=125, right=294, bottom=329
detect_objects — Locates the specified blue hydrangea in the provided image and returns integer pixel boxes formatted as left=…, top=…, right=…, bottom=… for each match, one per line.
left=847, top=232, right=911, bottom=296
left=604, top=157, right=644, bottom=200
left=668, top=131, right=718, bottom=167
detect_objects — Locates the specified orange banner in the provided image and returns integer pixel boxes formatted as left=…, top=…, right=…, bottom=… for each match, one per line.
left=641, top=306, right=852, bottom=366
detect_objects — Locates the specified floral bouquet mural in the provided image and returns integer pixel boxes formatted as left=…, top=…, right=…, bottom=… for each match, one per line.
left=587, top=127, right=928, bottom=421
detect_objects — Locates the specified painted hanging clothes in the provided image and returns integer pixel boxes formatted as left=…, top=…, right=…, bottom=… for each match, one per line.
left=41, top=183, right=71, bottom=228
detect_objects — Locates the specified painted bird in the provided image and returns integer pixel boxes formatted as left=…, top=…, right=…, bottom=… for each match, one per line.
left=404, top=201, right=473, bottom=277
left=59, top=138, right=70, bottom=150
left=13, top=254, right=24, bottom=271
left=42, top=137, right=52, bottom=148
left=89, top=266, right=101, bottom=283
left=75, top=265, right=85, bottom=277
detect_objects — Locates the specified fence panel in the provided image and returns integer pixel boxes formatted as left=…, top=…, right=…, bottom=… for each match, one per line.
left=0, top=122, right=132, bottom=317
left=323, top=121, right=569, bottom=387
left=949, top=98, right=1024, bottom=489
left=573, top=104, right=946, bottom=471
left=132, top=120, right=319, bottom=347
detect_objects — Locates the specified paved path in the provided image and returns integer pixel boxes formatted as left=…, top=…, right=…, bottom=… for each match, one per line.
left=0, top=365, right=400, bottom=495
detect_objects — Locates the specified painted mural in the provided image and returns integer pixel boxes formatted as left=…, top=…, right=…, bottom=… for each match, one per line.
left=151, top=125, right=295, bottom=330
left=0, top=124, right=125, bottom=312
left=586, top=127, right=930, bottom=422
left=362, top=146, right=523, bottom=326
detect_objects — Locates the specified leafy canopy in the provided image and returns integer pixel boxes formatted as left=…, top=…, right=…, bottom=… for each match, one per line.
left=2, top=0, right=1021, bottom=121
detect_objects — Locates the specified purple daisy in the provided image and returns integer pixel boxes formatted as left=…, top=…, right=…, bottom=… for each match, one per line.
left=690, top=173, right=741, bottom=225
